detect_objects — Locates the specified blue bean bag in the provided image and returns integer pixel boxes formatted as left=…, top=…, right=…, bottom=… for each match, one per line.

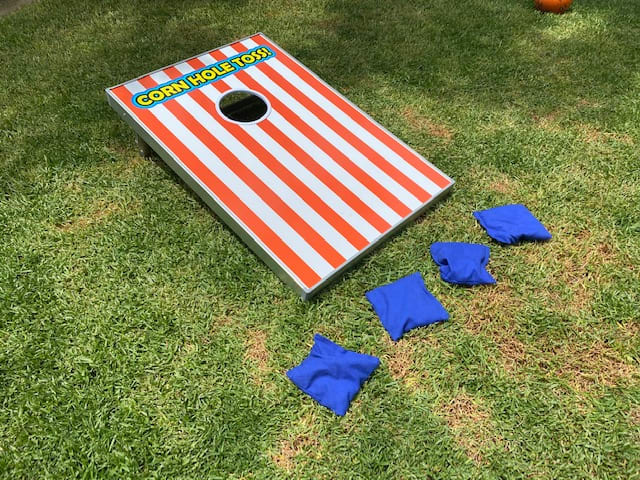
left=473, top=204, right=552, bottom=245
left=366, top=272, right=449, bottom=341
left=286, top=334, right=380, bottom=416
left=430, top=242, right=496, bottom=286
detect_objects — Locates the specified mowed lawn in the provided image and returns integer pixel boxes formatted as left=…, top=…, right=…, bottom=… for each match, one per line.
left=1, top=0, right=639, bottom=478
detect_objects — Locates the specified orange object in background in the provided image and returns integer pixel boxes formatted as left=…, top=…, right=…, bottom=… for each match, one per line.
left=534, top=0, right=573, bottom=13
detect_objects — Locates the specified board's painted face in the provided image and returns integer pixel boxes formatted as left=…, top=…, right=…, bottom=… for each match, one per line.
left=105, top=33, right=454, bottom=298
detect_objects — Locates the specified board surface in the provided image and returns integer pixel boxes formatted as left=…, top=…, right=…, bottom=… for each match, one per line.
left=106, top=33, right=454, bottom=299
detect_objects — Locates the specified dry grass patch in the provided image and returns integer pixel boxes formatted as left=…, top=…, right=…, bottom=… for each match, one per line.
left=402, top=107, right=454, bottom=141
left=525, top=227, right=621, bottom=315
left=453, top=282, right=528, bottom=374
left=500, top=327, right=638, bottom=391
left=577, top=99, right=600, bottom=108
left=616, top=321, right=640, bottom=341
left=382, top=335, right=446, bottom=392
left=579, top=124, right=634, bottom=145
left=629, top=407, right=640, bottom=426
left=119, top=155, right=148, bottom=178
left=244, top=329, right=270, bottom=383
left=105, top=145, right=149, bottom=175
left=498, top=336, right=528, bottom=373
left=271, top=434, right=319, bottom=472
left=271, top=413, right=321, bottom=472
left=489, top=177, right=518, bottom=195
left=465, top=164, right=521, bottom=197
left=550, top=340, right=638, bottom=392
left=56, top=200, right=123, bottom=232
left=532, top=110, right=562, bottom=132
left=458, top=283, right=521, bottom=337
left=437, top=393, right=503, bottom=464
left=63, top=179, right=83, bottom=194
left=383, top=338, right=425, bottom=391
left=385, top=339, right=415, bottom=381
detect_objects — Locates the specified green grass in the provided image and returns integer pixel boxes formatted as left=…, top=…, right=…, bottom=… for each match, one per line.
left=1, top=0, right=639, bottom=478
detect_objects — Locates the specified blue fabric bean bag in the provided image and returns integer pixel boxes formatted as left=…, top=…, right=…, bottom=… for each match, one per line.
left=286, top=334, right=380, bottom=416
left=366, top=272, right=449, bottom=341
left=430, top=242, right=496, bottom=286
left=473, top=204, right=552, bottom=245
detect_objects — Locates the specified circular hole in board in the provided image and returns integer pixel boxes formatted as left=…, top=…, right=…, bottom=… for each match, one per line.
left=217, top=89, right=270, bottom=124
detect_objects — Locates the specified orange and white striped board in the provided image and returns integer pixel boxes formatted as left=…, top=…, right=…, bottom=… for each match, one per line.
left=106, top=33, right=454, bottom=299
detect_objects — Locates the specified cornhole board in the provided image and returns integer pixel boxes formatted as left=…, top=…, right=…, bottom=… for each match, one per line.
left=105, top=33, right=454, bottom=300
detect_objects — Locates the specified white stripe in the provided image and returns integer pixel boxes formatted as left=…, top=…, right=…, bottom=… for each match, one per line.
left=242, top=38, right=443, bottom=196
left=196, top=52, right=403, bottom=226
left=213, top=47, right=422, bottom=211
left=124, top=81, right=335, bottom=279
left=125, top=81, right=146, bottom=95
left=152, top=69, right=359, bottom=259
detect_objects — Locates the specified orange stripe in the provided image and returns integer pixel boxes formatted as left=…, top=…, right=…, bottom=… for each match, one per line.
left=196, top=54, right=392, bottom=234
left=237, top=42, right=431, bottom=204
left=209, top=48, right=411, bottom=218
left=110, top=85, right=321, bottom=288
left=255, top=34, right=452, bottom=190
left=138, top=74, right=346, bottom=269
left=165, top=65, right=369, bottom=251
